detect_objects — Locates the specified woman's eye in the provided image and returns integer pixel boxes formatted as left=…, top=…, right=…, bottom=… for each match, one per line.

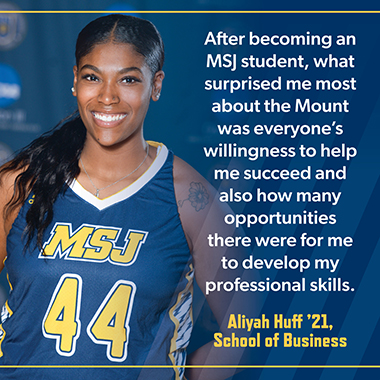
left=122, top=76, right=138, bottom=84
left=83, top=74, right=98, bottom=81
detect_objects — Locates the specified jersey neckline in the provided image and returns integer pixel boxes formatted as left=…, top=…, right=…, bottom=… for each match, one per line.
left=69, top=143, right=168, bottom=211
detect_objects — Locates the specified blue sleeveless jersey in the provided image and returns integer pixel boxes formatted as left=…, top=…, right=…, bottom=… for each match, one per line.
left=0, top=143, right=193, bottom=380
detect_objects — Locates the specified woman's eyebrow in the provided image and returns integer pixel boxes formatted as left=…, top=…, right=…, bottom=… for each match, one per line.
left=119, top=67, right=143, bottom=74
left=79, top=64, right=143, bottom=74
left=79, top=64, right=100, bottom=73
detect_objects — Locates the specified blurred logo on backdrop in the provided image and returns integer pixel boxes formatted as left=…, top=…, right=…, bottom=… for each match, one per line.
left=0, top=141, right=12, bottom=164
left=0, top=2, right=27, bottom=51
left=0, top=107, right=41, bottom=133
left=0, top=66, right=41, bottom=133
left=0, top=63, right=21, bottom=107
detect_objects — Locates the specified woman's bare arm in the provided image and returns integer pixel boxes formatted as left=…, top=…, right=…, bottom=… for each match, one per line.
left=173, top=156, right=254, bottom=380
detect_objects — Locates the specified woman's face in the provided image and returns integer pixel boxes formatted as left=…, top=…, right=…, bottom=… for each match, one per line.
left=72, top=42, right=164, bottom=149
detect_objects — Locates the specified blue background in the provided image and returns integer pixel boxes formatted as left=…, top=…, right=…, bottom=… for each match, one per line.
left=0, top=1, right=380, bottom=379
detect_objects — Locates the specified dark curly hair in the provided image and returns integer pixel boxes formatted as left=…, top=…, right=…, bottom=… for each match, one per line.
left=0, top=14, right=165, bottom=249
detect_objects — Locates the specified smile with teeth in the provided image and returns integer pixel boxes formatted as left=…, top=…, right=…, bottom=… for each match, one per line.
left=93, top=112, right=127, bottom=122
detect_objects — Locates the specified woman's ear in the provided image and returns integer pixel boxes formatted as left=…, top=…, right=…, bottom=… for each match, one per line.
left=72, top=66, right=78, bottom=96
left=151, top=70, right=165, bottom=101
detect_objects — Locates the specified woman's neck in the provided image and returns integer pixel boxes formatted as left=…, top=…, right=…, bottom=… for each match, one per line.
left=77, top=136, right=156, bottom=198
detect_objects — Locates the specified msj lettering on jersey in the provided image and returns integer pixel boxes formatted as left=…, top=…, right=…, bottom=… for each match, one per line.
left=39, top=222, right=148, bottom=266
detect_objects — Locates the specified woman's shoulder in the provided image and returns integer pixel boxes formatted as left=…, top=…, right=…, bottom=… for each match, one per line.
left=172, top=155, right=220, bottom=252
left=172, top=154, right=214, bottom=197
left=0, top=163, right=22, bottom=202
left=172, top=155, right=216, bottom=214
left=0, top=165, right=26, bottom=233
left=0, top=165, right=24, bottom=270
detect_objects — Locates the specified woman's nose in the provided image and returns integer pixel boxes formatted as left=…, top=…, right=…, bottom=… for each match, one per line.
left=98, top=82, right=120, bottom=105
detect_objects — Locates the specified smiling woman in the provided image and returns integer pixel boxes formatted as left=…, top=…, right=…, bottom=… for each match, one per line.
left=0, top=14, right=243, bottom=380
left=73, top=42, right=164, bottom=196
left=73, top=43, right=163, bottom=153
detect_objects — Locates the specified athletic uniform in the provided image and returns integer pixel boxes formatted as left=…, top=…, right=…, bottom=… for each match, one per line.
left=0, top=143, right=193, bottom=380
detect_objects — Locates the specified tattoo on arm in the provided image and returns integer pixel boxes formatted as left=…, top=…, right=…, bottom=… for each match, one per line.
left=178, top=182, right=209, bottom=212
